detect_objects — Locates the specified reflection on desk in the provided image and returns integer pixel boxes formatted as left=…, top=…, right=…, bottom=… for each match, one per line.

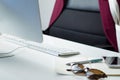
left=0, top=34, right=119, bottom=80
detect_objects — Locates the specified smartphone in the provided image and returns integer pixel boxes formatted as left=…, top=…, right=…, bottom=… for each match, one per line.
left=103, top=56, right=120, bottom=68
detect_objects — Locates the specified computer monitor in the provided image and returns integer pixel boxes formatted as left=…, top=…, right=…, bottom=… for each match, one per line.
left=0, top=0, right=43, bottom=57
left=0, top=0, right=43, bottom=42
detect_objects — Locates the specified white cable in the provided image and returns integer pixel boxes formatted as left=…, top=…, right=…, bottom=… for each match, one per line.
left=0, top=46, right=25, bottom=58
left=0, top=46, right=24, bottom=54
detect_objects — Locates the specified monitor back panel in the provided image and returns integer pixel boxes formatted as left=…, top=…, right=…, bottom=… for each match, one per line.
left=0, top=0, right=43, bottom=43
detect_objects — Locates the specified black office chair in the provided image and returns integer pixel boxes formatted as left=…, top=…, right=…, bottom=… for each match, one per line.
left=44, top=0, right=114, bottom=51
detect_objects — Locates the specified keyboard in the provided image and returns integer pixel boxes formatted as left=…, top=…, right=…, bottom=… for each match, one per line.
left=1, top=35, right=80, bottom=56
left=27, top=43, right=80, bottom=56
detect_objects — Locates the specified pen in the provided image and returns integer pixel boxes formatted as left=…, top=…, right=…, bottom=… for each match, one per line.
left=66, top=58, right=103, bottom=66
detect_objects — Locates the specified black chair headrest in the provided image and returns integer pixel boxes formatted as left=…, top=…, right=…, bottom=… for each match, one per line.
left=66, top=0, right=100, bottom=12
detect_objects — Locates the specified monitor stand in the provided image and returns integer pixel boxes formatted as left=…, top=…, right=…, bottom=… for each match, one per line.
left=0, top=54, right=14, bottom=58
left=0, top=35, right=20, bottom=58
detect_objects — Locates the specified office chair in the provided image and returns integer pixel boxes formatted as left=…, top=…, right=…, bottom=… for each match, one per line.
left=44, top=0, right=115, bottom=51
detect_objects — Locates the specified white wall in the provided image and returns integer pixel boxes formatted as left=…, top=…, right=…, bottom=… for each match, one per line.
left=39, top=0, right=56, bottom=30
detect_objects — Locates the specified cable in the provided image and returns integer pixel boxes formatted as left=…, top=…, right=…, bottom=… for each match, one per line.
left=0, top=46, right=25, bottom=58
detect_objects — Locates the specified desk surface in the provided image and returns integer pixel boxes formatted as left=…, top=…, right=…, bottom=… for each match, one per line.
left=0, top=34, right=120, bottom=80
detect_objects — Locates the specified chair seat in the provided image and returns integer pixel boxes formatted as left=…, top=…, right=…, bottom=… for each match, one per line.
left=49, top=25, right=109, bottom=46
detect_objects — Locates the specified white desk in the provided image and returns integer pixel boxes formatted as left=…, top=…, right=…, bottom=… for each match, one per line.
left=0, top=34, right=120, bottom=80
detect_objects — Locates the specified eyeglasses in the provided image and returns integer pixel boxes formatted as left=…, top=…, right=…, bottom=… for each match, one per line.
left=66, top=64, right=107, bottom=80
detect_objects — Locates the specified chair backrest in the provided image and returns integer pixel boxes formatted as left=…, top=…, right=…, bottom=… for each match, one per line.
left=57, top=0, right=105, bottom=37
left=45, top=0, right=114, bottom=51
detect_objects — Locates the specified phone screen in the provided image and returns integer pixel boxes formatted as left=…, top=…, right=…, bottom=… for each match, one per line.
left=103, top=56, right=120, bottom=68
